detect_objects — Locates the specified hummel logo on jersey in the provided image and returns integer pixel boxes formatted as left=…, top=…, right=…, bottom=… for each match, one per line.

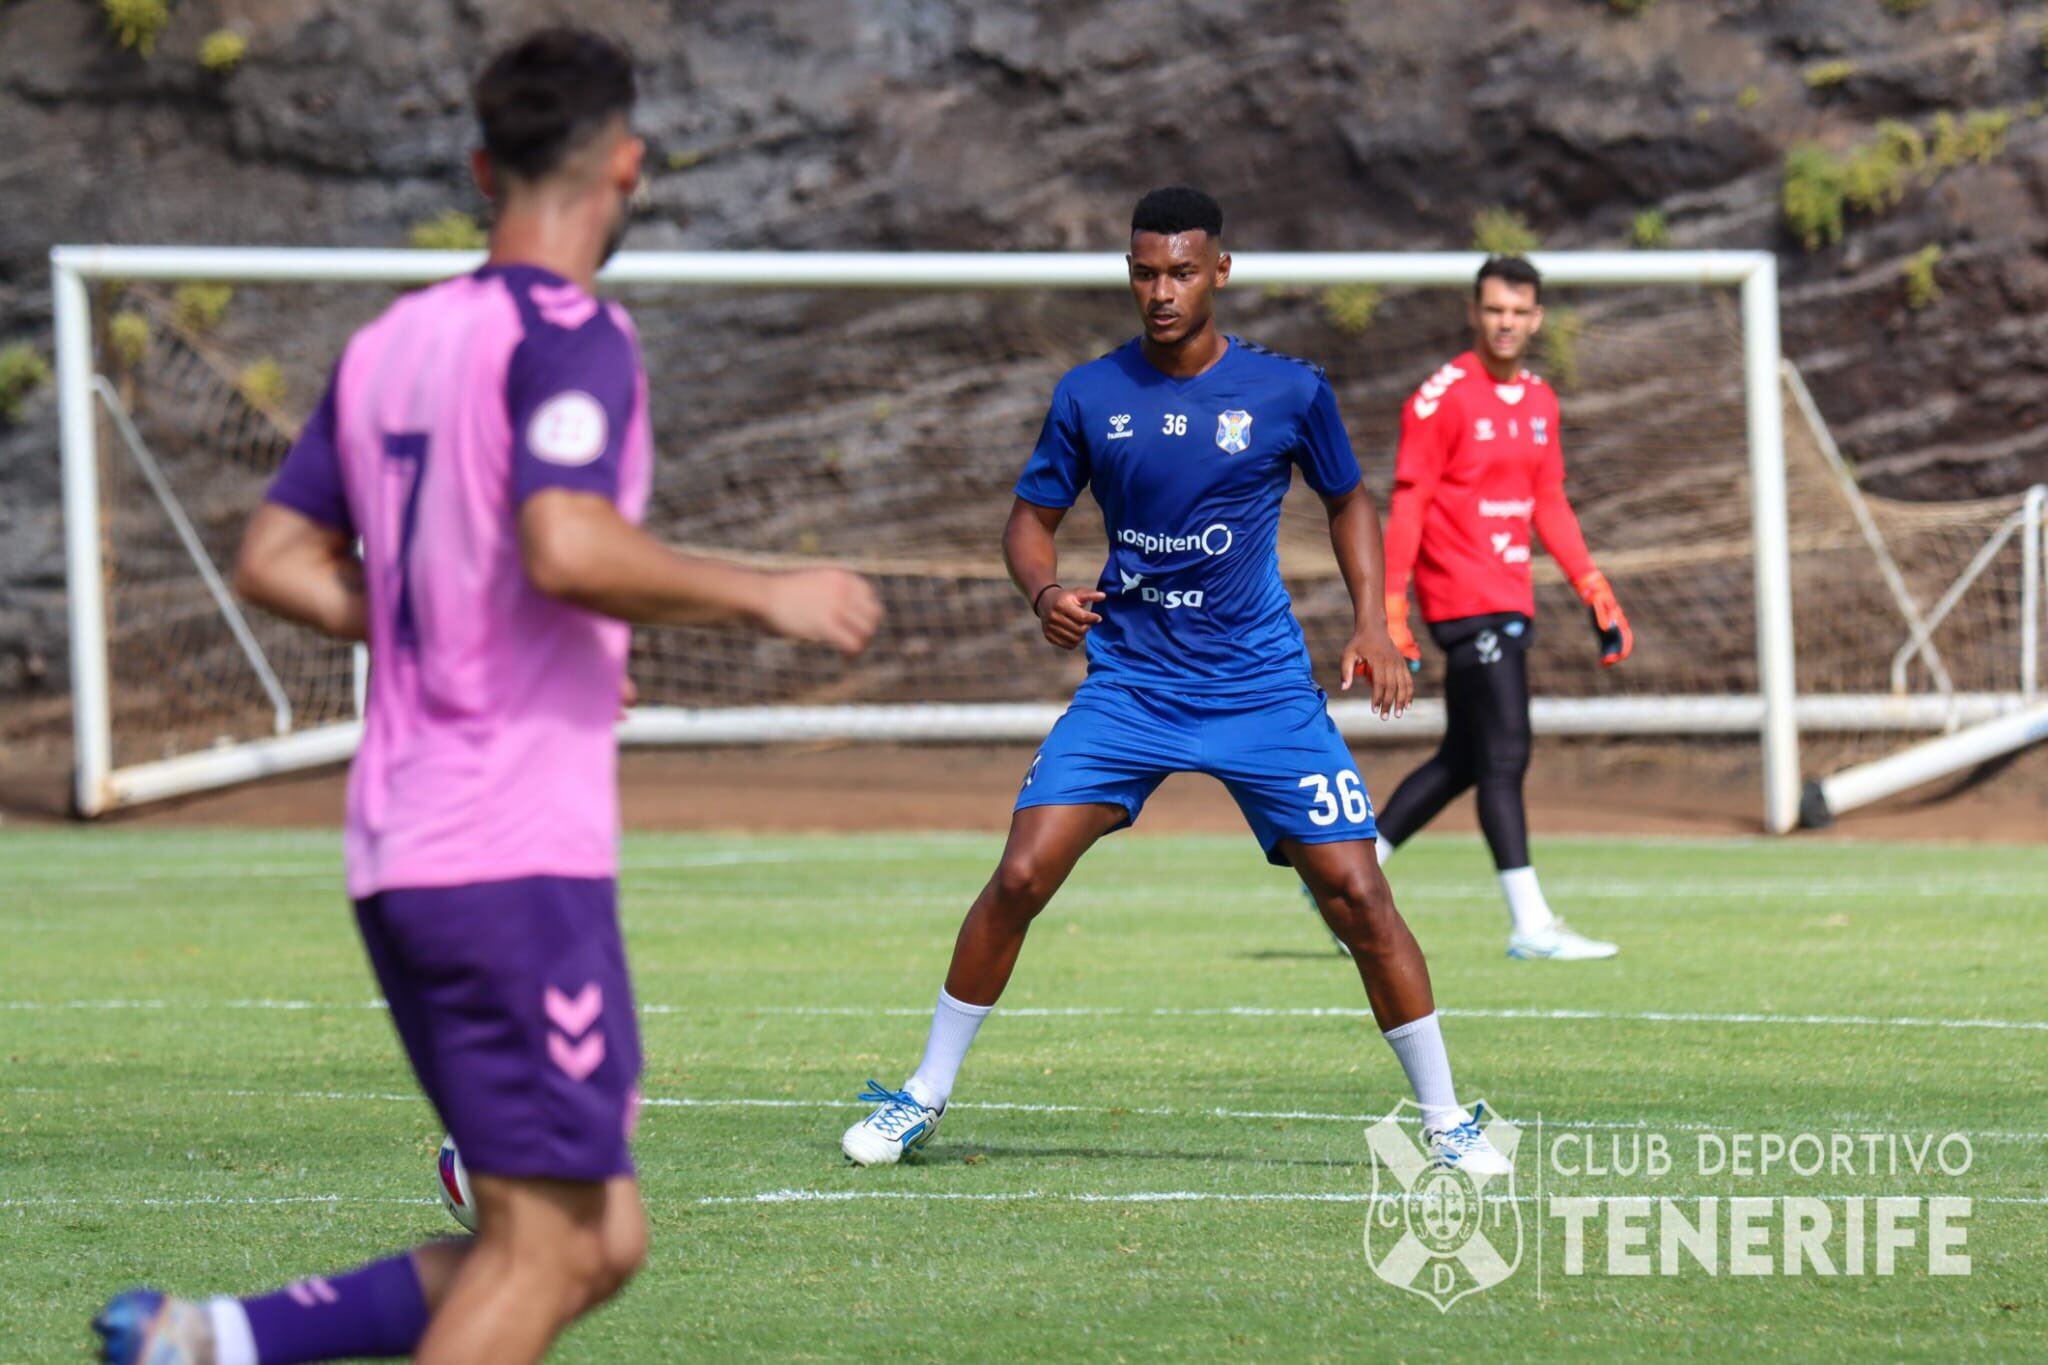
left=1490, top=531, right=1531, bottom=565
left=1412, top=363, right=1464, bottom=419
left=1108, top=413, right=1133, bottom=440
left=1120, top=569, right=1144, bottom=593
left=1474, top=418, right=1496, bottom=442
left=1215, top=409, right=1253, bottom=454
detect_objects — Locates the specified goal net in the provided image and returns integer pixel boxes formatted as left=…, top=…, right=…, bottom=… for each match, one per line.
left=40, top=249, right=2045, bottom=830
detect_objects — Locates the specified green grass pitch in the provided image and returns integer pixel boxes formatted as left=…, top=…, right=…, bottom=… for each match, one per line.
left=4, top=827, right=2045, bottom=1360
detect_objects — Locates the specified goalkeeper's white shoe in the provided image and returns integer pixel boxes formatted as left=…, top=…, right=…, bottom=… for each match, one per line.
left=1507, top=921, right=1619, bottom=961
left=1424, top=1103, right=1514, bottom=1177
left=841, top=1080, right=944, bottom=1166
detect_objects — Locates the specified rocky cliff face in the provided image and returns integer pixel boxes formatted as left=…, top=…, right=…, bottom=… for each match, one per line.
left=2, top=0, right=2045, bottom=699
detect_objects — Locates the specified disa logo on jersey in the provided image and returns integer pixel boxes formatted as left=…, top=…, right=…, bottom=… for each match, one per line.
left=1118, top=571, right=1205, bottom=610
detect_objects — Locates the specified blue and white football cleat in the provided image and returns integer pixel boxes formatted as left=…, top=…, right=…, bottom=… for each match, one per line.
left=841, top=1079, right=944, bottom=1166
left=93, top=1289, right=213, bottom=1365
left=1425, top=1102, right=1514, bottom=1177
left=1507, top=921, right=1619, bottom=961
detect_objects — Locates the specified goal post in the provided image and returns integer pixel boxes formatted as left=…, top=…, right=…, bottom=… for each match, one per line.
left=49, top=244, right=1814, bottom=827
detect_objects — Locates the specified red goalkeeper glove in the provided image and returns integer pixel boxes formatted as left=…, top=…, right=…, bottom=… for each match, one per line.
left=1384, top=592, right=1423, bottom=674
left=1574, top=569, right=1632, bottom=668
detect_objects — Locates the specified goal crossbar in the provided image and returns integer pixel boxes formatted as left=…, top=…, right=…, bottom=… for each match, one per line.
left=49, top=245, right=1800, bottom=828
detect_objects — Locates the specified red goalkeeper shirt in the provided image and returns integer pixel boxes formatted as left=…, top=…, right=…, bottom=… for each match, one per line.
left=1383, top=350, right=1596, bottom=624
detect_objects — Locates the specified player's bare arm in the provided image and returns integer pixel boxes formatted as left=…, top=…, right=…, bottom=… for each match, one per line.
left=1004, top=497, right=1102, bottom=651
left=1322, top=483, right=1412, bottom=719
left=520, top=488, right=881, bottom=656
left=231, top=502, right=368, bottom=642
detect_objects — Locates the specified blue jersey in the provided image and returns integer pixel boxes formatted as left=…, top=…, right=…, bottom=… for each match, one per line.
left=1015, top=336, right=1363, bottom=692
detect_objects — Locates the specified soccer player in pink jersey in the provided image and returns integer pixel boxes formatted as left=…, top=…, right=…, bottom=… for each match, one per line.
left=93, top=28, right=880, bottom=1365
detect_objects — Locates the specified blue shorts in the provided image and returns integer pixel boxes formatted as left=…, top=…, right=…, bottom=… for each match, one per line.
left=1016, top=678, right=1377, bottom=865
left=354, top=876, right=642, bottom=1184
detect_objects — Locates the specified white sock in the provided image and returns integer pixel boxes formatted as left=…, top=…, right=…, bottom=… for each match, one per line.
left=1375, top=834, right=1395, bottom=866
left=1380, top=1011, right=1467, bottom=1130
left=206, top=1297, right=257, bottom=1365
left=903, top=988, right=992, bottom=1110
left=1498, top=866, right=1557, bottom=937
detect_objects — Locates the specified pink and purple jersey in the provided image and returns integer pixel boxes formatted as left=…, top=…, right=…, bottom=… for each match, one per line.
left=267, top=264, right=653, bottom=898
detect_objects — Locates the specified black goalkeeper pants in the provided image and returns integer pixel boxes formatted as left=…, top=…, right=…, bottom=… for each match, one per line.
left=1375, top=612, right=1534, bottom=871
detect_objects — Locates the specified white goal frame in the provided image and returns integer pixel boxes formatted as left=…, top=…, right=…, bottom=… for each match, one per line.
left=53, top=245, right=1806, bottom=826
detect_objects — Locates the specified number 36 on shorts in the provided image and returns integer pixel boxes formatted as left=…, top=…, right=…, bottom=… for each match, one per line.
left=1297, top=770, right=1372, bottom=826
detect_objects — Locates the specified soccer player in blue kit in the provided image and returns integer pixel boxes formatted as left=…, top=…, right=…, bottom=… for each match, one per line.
left=842, top=188, right=1509, bottom=1176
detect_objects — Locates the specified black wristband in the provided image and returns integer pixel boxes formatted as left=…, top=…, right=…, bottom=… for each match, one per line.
left=1032, top=583, right=1063, bottom=616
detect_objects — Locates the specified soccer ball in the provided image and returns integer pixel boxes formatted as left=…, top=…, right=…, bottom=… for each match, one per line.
left=436, top=1135, right=478, bottom=1233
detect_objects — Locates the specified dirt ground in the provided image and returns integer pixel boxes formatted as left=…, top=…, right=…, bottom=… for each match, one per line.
left=6, top=738, right=2045, bottom=842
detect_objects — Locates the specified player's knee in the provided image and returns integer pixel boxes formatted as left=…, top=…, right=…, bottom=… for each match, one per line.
left=1321, top=870, right=1400, bottom=951
left=1435, top=742, right=1480, bottom=787
left=1480, top=733, right=1531, bottom=783
left=554, top=1221, right=637, bottom=1312
left=990, top=853, right=1057, bottom=917
left=599, top=1200, right=649, bottom=1296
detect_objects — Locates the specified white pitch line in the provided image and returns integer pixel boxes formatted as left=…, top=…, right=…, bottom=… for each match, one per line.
left=13, top=1085, right=2048, bottom=1145
left=635, top=1097, right=2048, bottom=1146
left=0, top=1195, right=437, bottom=1210
left=12, top=874, right=2045, bottom=900
left=697, top=1189, right=2048, bottom=1208
left=6, top=998, right=2047, bottom=1033
left=5, top=1189, right=2041, bottom=1213
left=687, top=1003, right=2048, bottom=1034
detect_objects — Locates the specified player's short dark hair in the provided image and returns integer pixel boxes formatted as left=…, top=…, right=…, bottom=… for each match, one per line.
left=1475, top=255, right=1542, bottom=301
left=474, top=27, right=636, bottom=183
left=1131, top=186, right=1224, bottom=240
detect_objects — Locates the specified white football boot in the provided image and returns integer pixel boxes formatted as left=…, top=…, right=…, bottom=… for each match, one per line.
left=1424, top=1103, right=1515, bottom=1177
left=841, top=1080, right=944, bottom=1166
left=1507, top=921, right=1619, bottom=961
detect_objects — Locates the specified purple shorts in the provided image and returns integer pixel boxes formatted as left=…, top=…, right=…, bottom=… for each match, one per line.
left=354, top=876, right=641, bottom=1183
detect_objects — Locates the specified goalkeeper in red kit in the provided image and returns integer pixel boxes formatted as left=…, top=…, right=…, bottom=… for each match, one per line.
left=1375, top=256, right=1630, bottom=960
